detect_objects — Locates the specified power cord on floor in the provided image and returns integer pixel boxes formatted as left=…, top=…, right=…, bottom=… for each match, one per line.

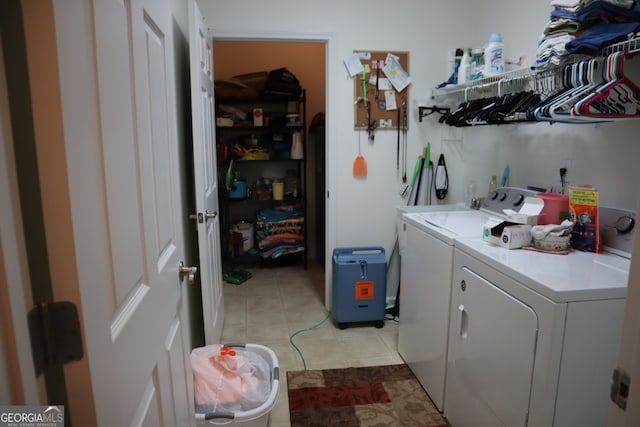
left=289, top=309, right=332, bottom=370
left=385, top=314, right=399, bottom=323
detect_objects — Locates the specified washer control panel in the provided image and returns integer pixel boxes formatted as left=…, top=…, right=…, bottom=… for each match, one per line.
left=481, top=188, right=637, bottom=257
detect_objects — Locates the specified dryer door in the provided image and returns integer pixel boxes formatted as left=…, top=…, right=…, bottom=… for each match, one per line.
left=446, top=266, right=538, bottom=427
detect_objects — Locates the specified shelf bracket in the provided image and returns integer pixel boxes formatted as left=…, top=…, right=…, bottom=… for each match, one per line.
left=418, top=106, right=451, bottom=122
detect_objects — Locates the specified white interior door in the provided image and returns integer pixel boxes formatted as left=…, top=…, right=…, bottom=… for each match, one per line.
left=188, top=0, right=224, bottom=345
left=25, top=0, right=194, bottom=424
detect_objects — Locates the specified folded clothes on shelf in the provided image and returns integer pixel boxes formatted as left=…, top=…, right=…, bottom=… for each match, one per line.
left=255, top=206, right=305, bottom=259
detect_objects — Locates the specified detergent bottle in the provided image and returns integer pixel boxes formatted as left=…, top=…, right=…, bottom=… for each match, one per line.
left=457, top=49, right=471, bottom=84
left=484, top=33, right=505, bottom=76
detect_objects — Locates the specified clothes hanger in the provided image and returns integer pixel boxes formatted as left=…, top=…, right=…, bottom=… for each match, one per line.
left=548, top=58, right=609, bottom=122
left=533, top=64, right=576, bottom=122
left=571, top=51, right=623, bottom=117
left=533, top=59, right=609, bottom=124
left=573, top=51, right=640, bottom=119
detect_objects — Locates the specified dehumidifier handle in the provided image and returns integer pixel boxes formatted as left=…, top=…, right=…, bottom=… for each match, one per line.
left=360, top=260, right=367, bottom=279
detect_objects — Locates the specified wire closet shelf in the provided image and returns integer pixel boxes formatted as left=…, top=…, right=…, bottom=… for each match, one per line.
left=430, top=36, right=640, bottom=105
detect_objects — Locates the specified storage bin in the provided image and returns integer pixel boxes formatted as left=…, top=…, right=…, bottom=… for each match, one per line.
left=194, top=343, right=280, bottom=426
left=535, top=193, right=570, bottom=225
left=332, top=247, right=387, bottom=329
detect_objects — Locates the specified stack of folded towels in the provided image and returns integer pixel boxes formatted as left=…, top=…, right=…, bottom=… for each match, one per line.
left=534, top=0, right=640, bottom=68
left=255, top=205, right=305, bottom=259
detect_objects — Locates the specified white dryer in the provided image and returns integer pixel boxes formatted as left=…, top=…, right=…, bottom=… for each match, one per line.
left=446, top=207, right=635, bottom=426
left=397, top=187, right=536, bottom=411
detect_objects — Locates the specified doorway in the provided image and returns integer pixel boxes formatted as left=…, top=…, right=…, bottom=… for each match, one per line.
left=212, top=39, right=327, bottom=281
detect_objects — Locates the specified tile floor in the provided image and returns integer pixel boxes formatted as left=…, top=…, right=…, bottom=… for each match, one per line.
left=220, top=262, right=402, bottom=427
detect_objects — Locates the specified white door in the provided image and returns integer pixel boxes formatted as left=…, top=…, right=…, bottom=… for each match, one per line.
left=21, top=0, right=195, bottom=424
left=445, top=267, right=538, bottom=427
left=188, top=0, right=224, bottom=345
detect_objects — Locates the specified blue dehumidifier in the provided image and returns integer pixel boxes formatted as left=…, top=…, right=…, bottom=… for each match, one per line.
left=332, top=247, right=387, bottom=329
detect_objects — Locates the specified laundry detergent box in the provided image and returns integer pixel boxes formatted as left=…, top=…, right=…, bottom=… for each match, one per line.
left=568, top=185, right=600, bottom=253
left=483, top=219, right=533, bottom=249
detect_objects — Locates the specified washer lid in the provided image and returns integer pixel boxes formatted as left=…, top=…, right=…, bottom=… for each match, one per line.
left=455, top=237, right=630, bottom=302
left=417, top=211, right=498, bottom=237
left=403, top=210, right=499, bottom=244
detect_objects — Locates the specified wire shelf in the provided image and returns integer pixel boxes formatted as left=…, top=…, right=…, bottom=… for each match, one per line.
left=603, top=37, right=640, bottom=56
left=425, top=36, right=640, bottom=124
left=432, top=67, right=539, bottom=102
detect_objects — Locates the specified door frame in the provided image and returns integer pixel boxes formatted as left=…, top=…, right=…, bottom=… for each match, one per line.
left=210, top=31, right=336, bottom=308
left=0, top=25, right=43, bottom=405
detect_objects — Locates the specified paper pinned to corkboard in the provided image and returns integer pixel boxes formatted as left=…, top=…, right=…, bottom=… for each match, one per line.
left=352, top=50, right=410, bottom=130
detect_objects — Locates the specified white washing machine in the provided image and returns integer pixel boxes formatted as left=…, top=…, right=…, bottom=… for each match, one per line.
left=446, top=207, right=635, bottom=427
left=397, top=187, right=537, bottom=411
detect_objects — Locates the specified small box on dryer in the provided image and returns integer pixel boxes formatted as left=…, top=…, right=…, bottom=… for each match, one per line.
left=503, top=197, right=544, bottom=225
left=483, top=219, right=532, bottom=249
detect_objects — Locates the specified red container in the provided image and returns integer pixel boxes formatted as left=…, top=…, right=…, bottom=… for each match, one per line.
left=535, top=193, right=570, bottom=225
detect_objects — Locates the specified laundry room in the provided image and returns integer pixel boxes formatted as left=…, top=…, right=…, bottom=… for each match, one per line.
left=197, top=0, right=640, bottom=290
left=191, top=0, right=640, bottom=426
left=5, top=0, right=640, bottom=425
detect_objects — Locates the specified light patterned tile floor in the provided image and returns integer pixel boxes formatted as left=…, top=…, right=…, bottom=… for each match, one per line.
left=220, top=262, right=402, bottom=427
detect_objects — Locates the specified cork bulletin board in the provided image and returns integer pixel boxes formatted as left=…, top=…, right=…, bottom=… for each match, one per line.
left=352, top=50, right=410, bottom=130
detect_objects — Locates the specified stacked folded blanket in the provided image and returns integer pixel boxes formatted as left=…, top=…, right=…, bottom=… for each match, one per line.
left=255, top=205, right=305, bottom=259
left=535, top=0, right=640, bottom=68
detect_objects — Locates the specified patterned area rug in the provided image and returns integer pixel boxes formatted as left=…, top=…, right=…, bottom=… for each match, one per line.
left=287, top=364, right=449, bottom=427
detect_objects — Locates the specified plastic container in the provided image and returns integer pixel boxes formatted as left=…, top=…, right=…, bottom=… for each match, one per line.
left=471, top=48, right=485, bottom=80
left=272, top=181, right=284, bottom=200
left=290, top=131, right=303, bottom=159
left=484, top=33, right=505, bottom=76
left=194, top=343, right=280, bottom=427
left=535, top=193, right=570, bottom=225
left=229, top=179, right=247, bottom=200
left=457, top=49, right=471, bottom=84
left=467, top=180, right=479, bottom=209
left=488, top=175, right=498, bottom=194
left=232, top=221, right=254, bottom=252
left=285, top=114, right=300, bottom=126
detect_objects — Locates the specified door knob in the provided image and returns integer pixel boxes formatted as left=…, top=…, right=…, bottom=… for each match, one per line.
left=188, top=211, right=217, bottom=223
left=178, top=261, right=198, bottom=284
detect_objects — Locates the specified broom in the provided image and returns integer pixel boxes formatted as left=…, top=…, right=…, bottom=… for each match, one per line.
left=353, top=69, right=368, bottom=177
left=353, top=130, right=368, bottom=177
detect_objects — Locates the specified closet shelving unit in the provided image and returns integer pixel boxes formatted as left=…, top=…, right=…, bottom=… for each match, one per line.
left=216, top=90, right=307, bottom=269
left=425, top=37, right=640, bottom=120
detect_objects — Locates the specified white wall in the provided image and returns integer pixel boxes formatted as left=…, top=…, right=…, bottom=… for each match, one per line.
left=200, top=0, right=640, bottom=293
